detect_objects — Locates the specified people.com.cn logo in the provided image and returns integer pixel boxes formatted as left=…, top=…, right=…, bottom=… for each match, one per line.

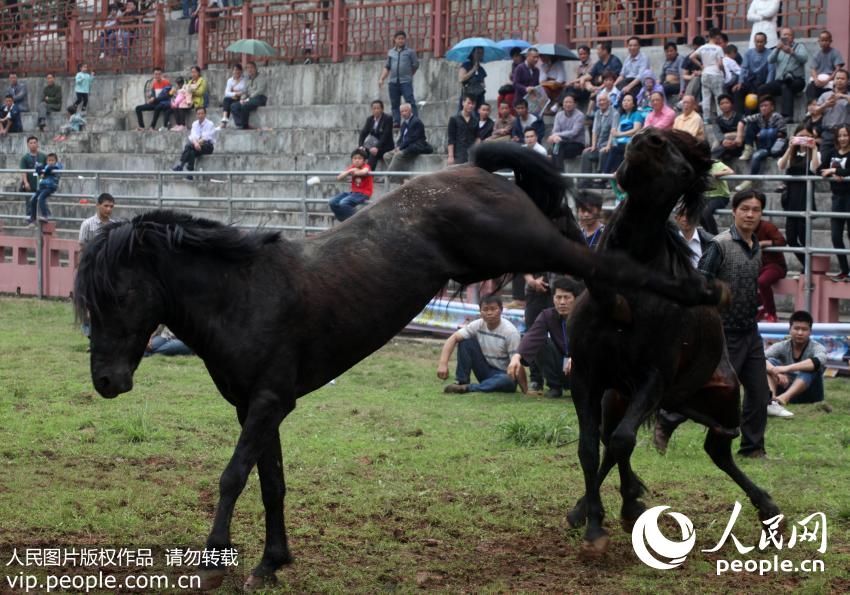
left=631, top=505, right=697, bottom=569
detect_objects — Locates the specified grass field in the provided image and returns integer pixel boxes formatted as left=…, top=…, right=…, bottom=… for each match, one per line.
left=0, top=296, right=848, bottom=593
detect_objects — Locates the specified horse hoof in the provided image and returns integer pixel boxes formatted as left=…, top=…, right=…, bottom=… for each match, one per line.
left=580, top=534, right=610, bottom=559
left=621, top=516, right=638, bottom=533
left=196, top=568, right=226, bottom=591
left=244, top=573, right=278, bottom=592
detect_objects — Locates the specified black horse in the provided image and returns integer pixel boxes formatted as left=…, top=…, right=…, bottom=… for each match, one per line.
left=566, top=128, right=781, bottom=556
left=74, top=143, right=723, bottom=588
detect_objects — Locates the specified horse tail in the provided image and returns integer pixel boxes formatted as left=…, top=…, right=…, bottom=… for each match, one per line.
left=470, top=143, right=584, bottom=244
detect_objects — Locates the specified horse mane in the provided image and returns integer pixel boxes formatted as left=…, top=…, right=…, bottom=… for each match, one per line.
left=74, top=210, right=280, bottom=321
left=668, top=129, right=713, bottom=223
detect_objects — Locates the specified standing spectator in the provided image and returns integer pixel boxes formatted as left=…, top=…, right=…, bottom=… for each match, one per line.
left=659, top=42, right=684, bottom=100
left=675, top=206, right=714, bottom=268
left=181, top=0, right=197, bottom=19
left=0, top=94, right=22, bottom=134
left=384, top=103, right=431, bottom=171
left=26, top=152, right=62, bottom=225
left=577, top=194, right=605, bottom=249
left=713, top=94, right=744, bottom=161
left=565, top=45, right=594, bottom=105
left=475, top=102, right=493, bottom=142
left=36, top=73, right=61, bottom=132
left=548, top=94, right=585, bottom=170
left=79, top=193, right=115, bottom=245
left=302, top=21, right=316, bottom=64
left=486, top=101, right=515, bottom=142
left=72, top=63, right=94, bottom=113
left=673, top=94, right=705, bottom=141
left=812, top=124, right=850, bottom=280
left=447, top=95, right=478, bottom=165
left=6, top=73, right=28, bottom=112
left=735, top=32, right=775, bottom=114
left=509, top=99, right=545, bottom=143
left=135, top=67, right=171, bottom=131
left=437, top=295, right=520, bottom=395
left=644, top=91, right=676, bottom=129
left=329, top=148, right=373, bottom=222
left=218, top=63, right=246, bottom=129
left=18, top=136, right=45, bottom=201
left=615, top=36, right=649, bottom=94
left=171, top=106, right=216, bottom=176
left=587, top=41, right=622, bottom=93
left=806, top=30, right=844, bottom=101
left=458, top=46, right=487, bottom=113
left=766, top=311, right=828, bottom=411
left=759, top=27, right=808, bottom=119
left=777, top=127, right=817, bottom=269
left=231, top=61, right=267, bottom=130
left=812, top=69, right=850, bottom=160
left=523, top=128, right=547, bottom=157
left=700, top=159, right=735, bottom=235
left=679, top=36, right=706, bottom=102
left=378, top=31, right=419, bottom=128
left=357, top=99, right=394, bottom=171
left=522, top=270, right=552, bottom=394
left=580, top=92, right=617, bottom=186
left=747, top=0, right=780, bottom=49
left=723, top=45, right=742, bottom=96
left=755, top=218, right=787, bottom=322
left=734, top=95, right=787, bottom=191
left=508, top=47, right=524, bottom=83
left=512, top=48, right=540, bottom=106
left=688, top=28, right=726, bottom=123
left=604, top=93, right=643, bottom=174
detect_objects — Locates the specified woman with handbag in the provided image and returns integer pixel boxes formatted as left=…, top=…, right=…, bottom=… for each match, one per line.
left=458, top=47, right=487, bottom=114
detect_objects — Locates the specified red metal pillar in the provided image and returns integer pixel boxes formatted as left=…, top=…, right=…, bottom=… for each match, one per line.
left=241, top=0, right=254, bottom=67
left=331, top=0, right=343, bottom=63
left=66, top=9, right=81, bottom=76
left=827, top=1, right=850, bottom=67
left=685, top=0, right=699, bottom=46
left=197, top=0, right=208, bottom=69
left=153, top=2, right=165, bottom=70
left=537, top=0, right=566, bottom=45
left=432, top=0, right=444, bottom=58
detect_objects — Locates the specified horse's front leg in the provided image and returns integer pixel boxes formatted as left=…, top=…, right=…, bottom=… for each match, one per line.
left=199, top=390, right=292, bottom=589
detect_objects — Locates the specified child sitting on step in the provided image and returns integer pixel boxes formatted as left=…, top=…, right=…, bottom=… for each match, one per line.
left=53, top=106, right=86, bottom=142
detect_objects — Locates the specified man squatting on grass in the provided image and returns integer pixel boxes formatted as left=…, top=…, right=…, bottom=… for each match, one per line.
left=437, top=295, right=520, bottom=394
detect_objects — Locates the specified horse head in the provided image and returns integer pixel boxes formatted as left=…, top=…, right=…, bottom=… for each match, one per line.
left=617, top=128, right=713, bottom=222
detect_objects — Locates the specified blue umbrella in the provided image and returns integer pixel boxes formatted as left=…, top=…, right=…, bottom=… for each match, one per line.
left=445, top=37, right=506, bottom=63
left=497, top=39, right=532, bottom=54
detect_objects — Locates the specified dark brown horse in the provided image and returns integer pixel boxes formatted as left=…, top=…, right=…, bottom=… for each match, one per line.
left=74, top=143, right=723, bottom=588
left=566, top=128, right=781, bottom=556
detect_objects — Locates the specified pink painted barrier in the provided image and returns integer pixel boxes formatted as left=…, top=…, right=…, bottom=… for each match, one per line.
left=0, top=229, right=82, bottom=298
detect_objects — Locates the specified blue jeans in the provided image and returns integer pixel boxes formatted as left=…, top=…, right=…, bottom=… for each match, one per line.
left=745, top=124, right=779, bottom=176
left=767, top=357, right=824, bottom=403
left=388, top=81, right=417, bottom=125
left=181, top=0, right=198, bottom=17
left=27, top=188, right=54, bottom=221
left=455, top=338, right=516, bottom=393
left=329, top=191, right=369, bottom=221
left=145, top=337, right=193, bottom=356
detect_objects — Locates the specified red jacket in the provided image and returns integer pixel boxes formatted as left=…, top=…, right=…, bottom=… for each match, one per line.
left=756, top=220, right=787, bottom=271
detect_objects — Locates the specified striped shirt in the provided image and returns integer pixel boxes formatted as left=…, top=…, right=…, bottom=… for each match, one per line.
left=79, top=215, right=113, bottom=244
left=457, top=318, right=521, bottom=371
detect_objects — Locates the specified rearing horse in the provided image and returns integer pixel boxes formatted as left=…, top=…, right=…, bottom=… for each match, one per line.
left=74, top=143, right=723, bottom=588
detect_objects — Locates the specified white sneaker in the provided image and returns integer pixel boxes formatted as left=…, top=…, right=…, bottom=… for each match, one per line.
left=767, top=401, right=794, bottom=418
left=734, top=180, right=753, bottom=193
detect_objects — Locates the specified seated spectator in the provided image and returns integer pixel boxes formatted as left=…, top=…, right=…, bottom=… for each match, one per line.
left=458, top=46, right=487, bottom=113
left=538, top=54, right=566, bottom=114
left=548, top=94, right=584, bottom=169
left=580, top=92, right=617, bottom=187
left=171, top=106, right=216, bottom=177
left=6, top=72, right=28, bottom=113
left=513, top=48, right=540, bottom=106
left=615, top=36, right=648, bottom=94
left=37, top=73, right=61, bottom=132
left=507, top=278, right=583, bottom=398
left=812, top=68, right=850, bottom=158
left=448, top=95, right=478, bottom=165
left=577, top=193, right=605, bottom=249
left=486, top=101, right=515, bottom=142
left=590, top=69, right=620, bottom=113
left=135, top=67, right=172, bottom=131
left=659, top=42, right=684, bottom=101
left=734, top=95, right=786, bottom=191
left=302, top=21, right=316, bottom=64
left=168, top=77, right=192, bottom=131
left=329, top=148, right=373, bottom=222
left=712, top=94, right=743, bottom=161
left=735, top=32, right=775, bottom=114
left=812, top=124, right=850, bottom=280
left=759, top=27, right=808, bottom=119
left=585, top=41, right=622, bottom=110
left=604, top=93, right=643, bottom=174
left=723, top=44, right=742, bottom=97
left=476, top=102, right=493, bottom=142
left=635, top=70, right=663, bottom=113
left=384, top=103, right=432, bottom=171
left=509, top=98, right=544, bottom=143
left=437, top=294, right=520, bottom=394
left=673, top=94, right=705, bottom=141
left=231, top=61, right=267, bottom=130
left=99, top=4, right=120, bottom=58
left=358, top=99, right=394, bottom=170
left=765, top=310, right=827, bottom=414
left=644, top=91, right=676, bottom=130
left=188, top=65, right=207, bottom=112
left=218, top=63, right=246, bottom=129
left=52, top=105, right=86, bottom=142
left=564, top=44, right=594, bottom=105
left=755, top=217, right=787, bottom=322
left=806, top=30, right=844, bottom=102
left=145, top=327, right=193, bottom=357
left=777, top=127, right=818, bottom=269
left=679, top=36, right=706, bottom=102
left=802, top=99, right=824, bottom=149
left=118, top=0, right=143, bottom=55
left=523, top=128, right=547, bottom=157
left=0, top=93, right=22, bottom=134
left=700, top=159, right=734, bottom=235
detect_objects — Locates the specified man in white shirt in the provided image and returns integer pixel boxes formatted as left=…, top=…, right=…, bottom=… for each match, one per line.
left=79, top=192, right=115, bottom=245
left=689, top=28, right=726, bottom=122
left=437, top=295, right=520, bottom=394
left=173, top=106, right=216, bottom=177
left=523, top=129, right=549, bottom=157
